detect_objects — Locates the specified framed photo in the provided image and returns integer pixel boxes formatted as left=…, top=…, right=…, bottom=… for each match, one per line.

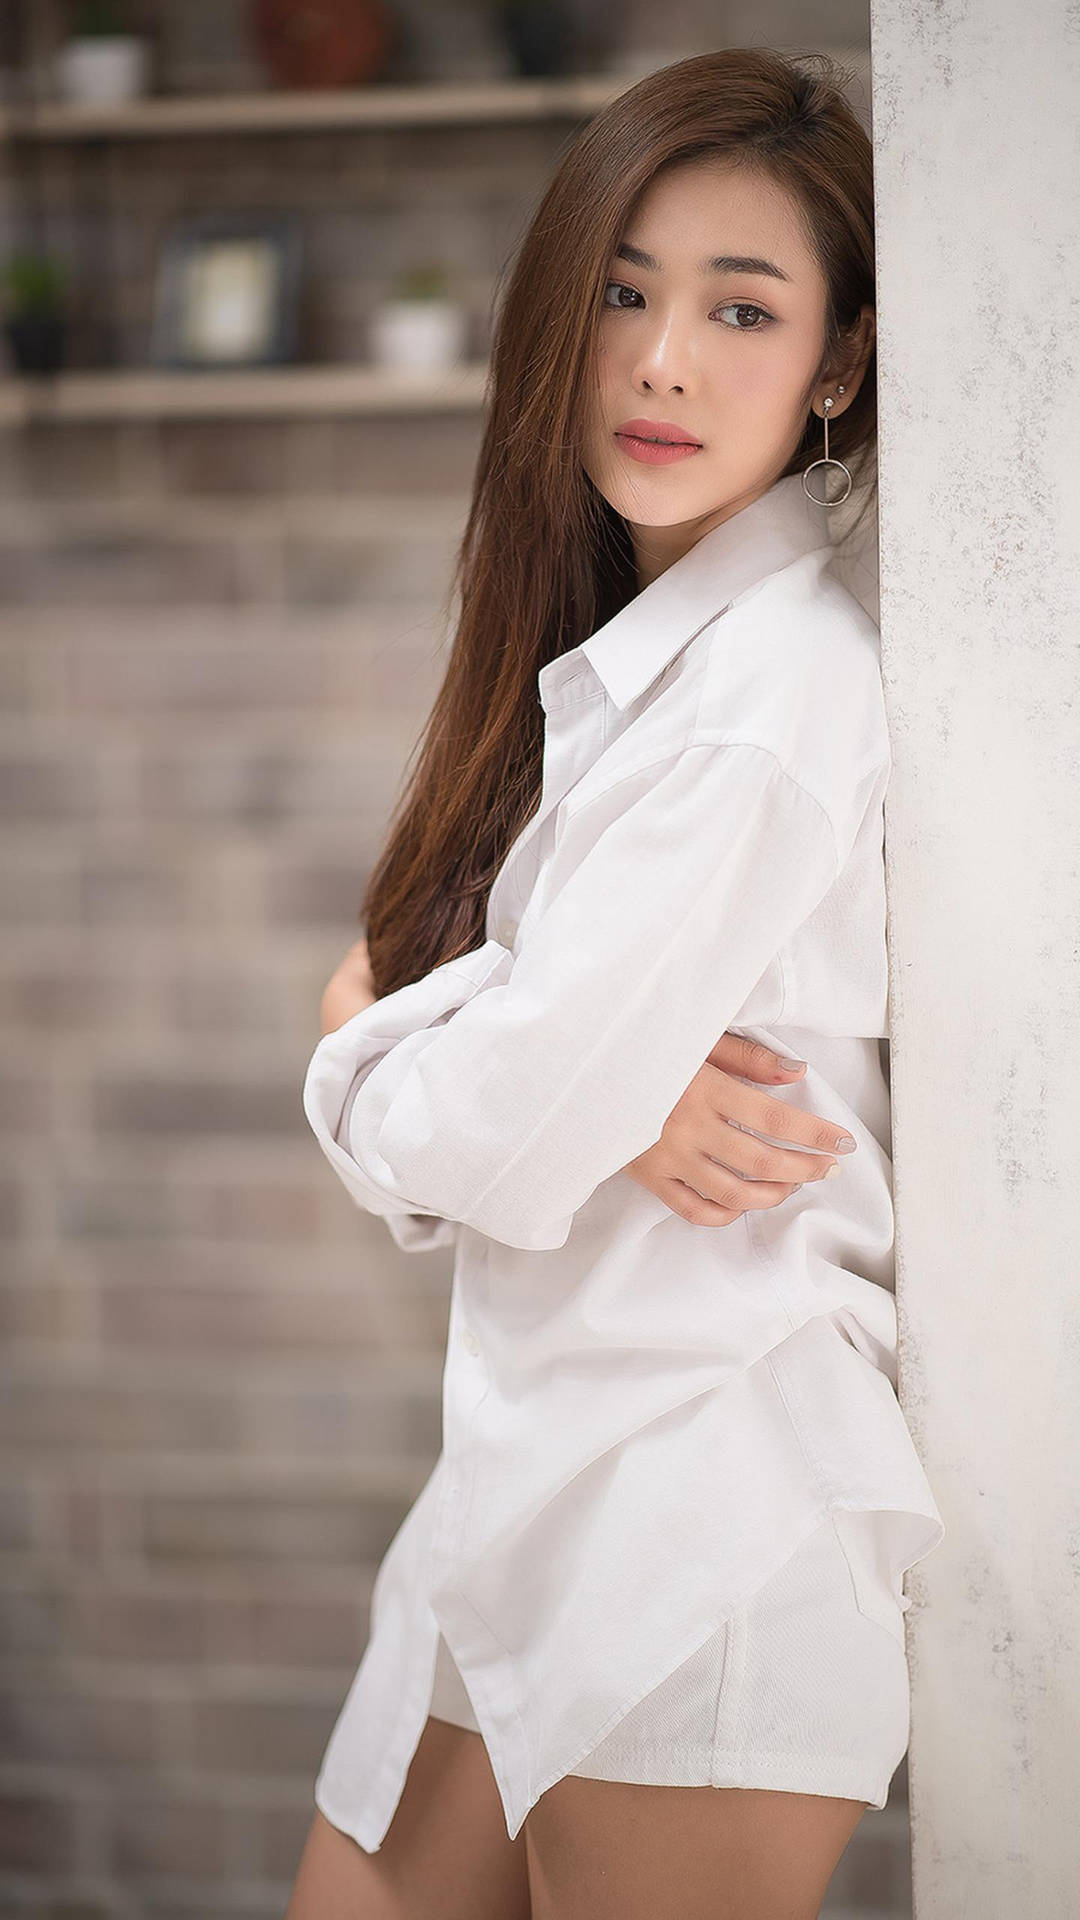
left=150, top=212, right=303, bottom=369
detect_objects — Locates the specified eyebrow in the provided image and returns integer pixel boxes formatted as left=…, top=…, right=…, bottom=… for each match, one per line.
left=614, top=241, right=793, bottom=284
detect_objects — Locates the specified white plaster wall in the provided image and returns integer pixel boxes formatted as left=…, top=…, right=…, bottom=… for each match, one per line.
left=869, top=2, right=1080, bottom=1912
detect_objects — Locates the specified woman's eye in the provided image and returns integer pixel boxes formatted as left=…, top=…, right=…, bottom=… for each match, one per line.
left=601, top=283, right=773, bottom=331
left=602, top=280, right=641, bottom=309
left=715, top=301, right=773, bottom=331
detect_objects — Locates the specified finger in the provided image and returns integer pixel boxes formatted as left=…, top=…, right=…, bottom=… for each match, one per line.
left=707, top=1032, right=806, bottom=1082
left=658, top=1177, right=745, bottom=1228
left=690, top=1154, right=805, bottom=1213
left=702, top=1059, right=857, bottom=1159
left=697, top=1119, right=841, bottom=1187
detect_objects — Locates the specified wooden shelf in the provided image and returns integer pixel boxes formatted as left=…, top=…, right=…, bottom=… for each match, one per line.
left=0, top=361, right=490, bottom=424
left=0, top=71, right=643, bottom=142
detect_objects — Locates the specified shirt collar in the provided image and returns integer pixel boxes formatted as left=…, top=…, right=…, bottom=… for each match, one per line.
left=543, top=471, right=832, bottom=713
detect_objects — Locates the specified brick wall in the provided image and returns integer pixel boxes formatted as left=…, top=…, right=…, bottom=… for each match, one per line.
left=0, top=6, right=908, bottom=1914
left=0, top=400, right=482, bottom=1915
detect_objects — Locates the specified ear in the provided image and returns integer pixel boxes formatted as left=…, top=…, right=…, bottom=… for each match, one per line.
left=821, top=304, right=876, bottom=416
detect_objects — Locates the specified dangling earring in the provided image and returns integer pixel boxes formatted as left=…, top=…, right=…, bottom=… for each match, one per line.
left=802, top=386, right=852, bottom=506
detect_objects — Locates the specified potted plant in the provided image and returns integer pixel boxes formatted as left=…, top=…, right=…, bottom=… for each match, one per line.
left=1, top=252, right=69, bottom=376
left=368, top=263, right=468, bottom=373
left=56, top=1, right=151, bottom=107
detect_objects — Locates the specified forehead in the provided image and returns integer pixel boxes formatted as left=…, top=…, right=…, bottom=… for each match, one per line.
left=624, top=160, right=817, bottom=281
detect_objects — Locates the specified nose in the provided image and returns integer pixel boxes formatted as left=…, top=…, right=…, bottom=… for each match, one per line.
left=632, top=315, right=696, bottom=395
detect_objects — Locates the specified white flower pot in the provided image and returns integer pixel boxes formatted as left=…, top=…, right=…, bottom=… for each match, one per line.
left=368, top=299, right=468, bottom=372
left=56, top=36, right=150, bottom=107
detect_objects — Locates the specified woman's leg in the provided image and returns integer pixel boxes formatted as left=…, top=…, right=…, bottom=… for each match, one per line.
left=524, top=1779, right=867, bottom=1920
left=285, top=1716, right=532, bottom=1920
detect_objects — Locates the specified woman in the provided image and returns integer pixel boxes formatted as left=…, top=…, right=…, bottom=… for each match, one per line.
left=287, top=45, right=945, bottom=1920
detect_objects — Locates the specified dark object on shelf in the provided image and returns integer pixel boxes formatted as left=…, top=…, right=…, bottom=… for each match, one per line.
left=1, top=251, right=69, bottom=375
left=150, top=212, right=303, bottom=369
left=69, top=0, right=129, bottom=29
left=252, top=0, right=395, bottom=90
left=5, top=315, right=68, bottom=375
left=68, top=0, right=127, bottom=31
left=494, top=0, right=575, bottom=76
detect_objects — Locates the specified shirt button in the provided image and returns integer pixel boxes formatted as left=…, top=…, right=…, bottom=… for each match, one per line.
left=496, top=918, right=518, bottom=947
left=463, top=1328, right=481, bottom=1356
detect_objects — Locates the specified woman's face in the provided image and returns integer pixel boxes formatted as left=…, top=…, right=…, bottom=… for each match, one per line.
left=582, top=158, right=873, bottom=586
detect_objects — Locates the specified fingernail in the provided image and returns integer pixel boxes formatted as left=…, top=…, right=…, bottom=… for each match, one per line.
left=778, top=1057, right=805, bottom=1070
left=823, top=1163, right=842, bottom=1179
left=835, top=1135, right=857, bottom=1153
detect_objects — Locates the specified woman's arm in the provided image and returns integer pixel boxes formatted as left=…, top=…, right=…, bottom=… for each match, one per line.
left=319, top=937, right=849, bottom=1223
left=305, top=935, right=511, bottom=1249
left=303, top=739, right=847, bottom=1252
left=319, top=935, right=377, bottom=1036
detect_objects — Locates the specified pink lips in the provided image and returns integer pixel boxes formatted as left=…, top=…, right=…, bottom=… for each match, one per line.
left=614, top=417, right=703, bottom=466
left=616, top=417, right=702, bottom=445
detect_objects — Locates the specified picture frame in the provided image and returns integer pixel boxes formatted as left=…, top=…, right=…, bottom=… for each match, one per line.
left=150, top=211, right=303, bottom=369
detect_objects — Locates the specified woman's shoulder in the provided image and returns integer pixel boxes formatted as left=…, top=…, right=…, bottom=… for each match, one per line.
left=562, top=548, right=889, bottom=851
left=700, top=546, right=883, bottom=698
left=691, top=548, right=889, bottom=789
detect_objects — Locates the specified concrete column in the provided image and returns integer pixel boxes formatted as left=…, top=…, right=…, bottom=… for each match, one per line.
left=868, top=2, right=1080, bottom=1912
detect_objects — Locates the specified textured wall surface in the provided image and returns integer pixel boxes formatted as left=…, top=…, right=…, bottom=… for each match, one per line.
left=869, top=2, right=1080, bottom=1913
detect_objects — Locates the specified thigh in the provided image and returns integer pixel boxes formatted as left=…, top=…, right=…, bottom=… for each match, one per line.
left=524, top=1777, right=867, bottom=1920
left=285, top=1716, right=532, bottom=1920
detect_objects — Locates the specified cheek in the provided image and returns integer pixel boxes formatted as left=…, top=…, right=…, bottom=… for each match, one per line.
left=728, top=346, right=809, bottom=422
left=729, top=338, right=786, bottom=387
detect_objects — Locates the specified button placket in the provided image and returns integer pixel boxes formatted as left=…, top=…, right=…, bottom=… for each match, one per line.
left=488, top=689, right=608, bottom=945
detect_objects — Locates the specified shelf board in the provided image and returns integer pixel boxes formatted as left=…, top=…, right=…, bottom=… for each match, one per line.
left=0, top=361, right=490, bottom=424
left=0, top=71, right=643, bottom=142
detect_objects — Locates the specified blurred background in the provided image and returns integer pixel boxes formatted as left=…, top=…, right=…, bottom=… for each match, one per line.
left=0, top=5, right=892, bottom=1916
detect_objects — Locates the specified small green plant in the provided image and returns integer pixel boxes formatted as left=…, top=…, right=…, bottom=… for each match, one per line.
left=391, top=262, right=451, bottom=301
left=0, top=252, right=67, bottom=319
left=70, top=0, right=128, bottom=36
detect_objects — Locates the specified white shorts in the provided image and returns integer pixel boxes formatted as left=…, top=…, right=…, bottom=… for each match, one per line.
left=428, top=1510, right=911, bottom=1810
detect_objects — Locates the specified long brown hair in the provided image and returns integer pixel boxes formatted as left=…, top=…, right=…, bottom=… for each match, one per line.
left=362, top=46, right=877, bottom=999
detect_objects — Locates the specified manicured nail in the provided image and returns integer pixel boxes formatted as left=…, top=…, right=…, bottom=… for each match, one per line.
left=835, top=1135, right=857, bottom=1153
left=823, top=1163, right=842, bottom=1180
left=778, top=1056, right=805, bottom=1070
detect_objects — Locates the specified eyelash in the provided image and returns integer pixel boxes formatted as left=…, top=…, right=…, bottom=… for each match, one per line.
left=601, top=280, right=776, bottom=332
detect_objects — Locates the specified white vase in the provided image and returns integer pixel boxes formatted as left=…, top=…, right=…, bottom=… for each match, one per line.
left=55, top=36, right=150, bottom=107
left=368, top=299, right=468, bottom=372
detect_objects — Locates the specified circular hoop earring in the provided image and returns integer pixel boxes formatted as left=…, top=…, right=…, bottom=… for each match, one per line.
left=802, top=390, right=853, bottom=506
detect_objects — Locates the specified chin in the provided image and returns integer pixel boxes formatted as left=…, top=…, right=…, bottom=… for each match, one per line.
left=613, top=492, right=710, bottom=528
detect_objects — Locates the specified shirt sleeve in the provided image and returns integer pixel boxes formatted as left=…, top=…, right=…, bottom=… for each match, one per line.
left=303, top=939, right=512, bottom=1252
left=302, top=740, right=840, bottom=1253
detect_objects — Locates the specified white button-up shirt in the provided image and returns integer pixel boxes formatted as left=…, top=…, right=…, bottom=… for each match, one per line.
left=302, top=471, right=945, bottom=1849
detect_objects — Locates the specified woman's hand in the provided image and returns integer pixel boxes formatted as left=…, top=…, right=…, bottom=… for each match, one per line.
left=624, top=1032, right=857, bottom=1226
left=319, top=935, right=378, bottom=1037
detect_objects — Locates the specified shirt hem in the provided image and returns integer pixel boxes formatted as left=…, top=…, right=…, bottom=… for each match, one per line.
left=568, top=1743, right=899, bottom=1811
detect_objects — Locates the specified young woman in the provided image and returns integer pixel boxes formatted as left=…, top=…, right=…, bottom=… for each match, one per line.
left=286, top=45, right=945, bottom=1920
